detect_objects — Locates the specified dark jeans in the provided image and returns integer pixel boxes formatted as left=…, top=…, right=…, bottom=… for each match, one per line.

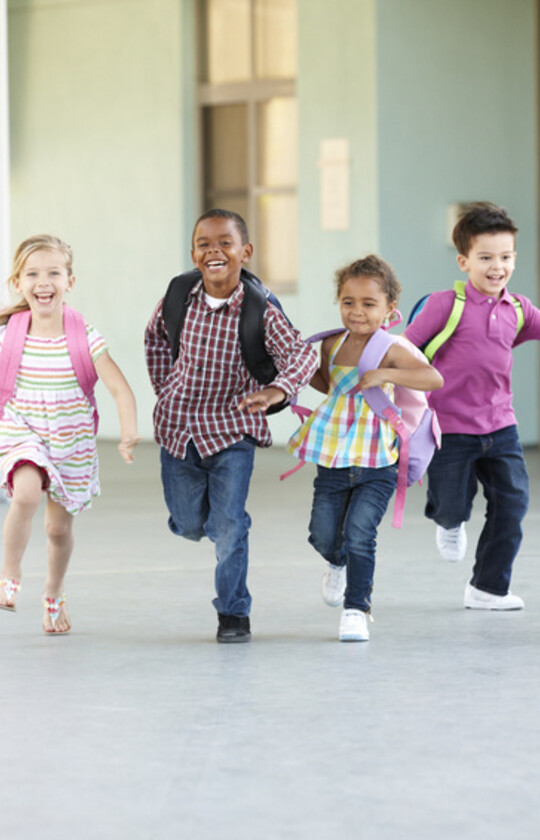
left=308, top=463, right=398, bottom=612
left=160, top=440, right=255, bottom=616
left=426, top=425, right=529, bottom=596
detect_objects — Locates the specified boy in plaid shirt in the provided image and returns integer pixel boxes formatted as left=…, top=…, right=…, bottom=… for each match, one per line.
left=145, top=209, right=317, bottom=642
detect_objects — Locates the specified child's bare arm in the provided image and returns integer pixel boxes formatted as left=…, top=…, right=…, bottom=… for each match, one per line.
left=359, top=342, right=444, bottom=392
left=94, top=352, right=141, bottom=462
left=309, top=336, right=333, bottom=394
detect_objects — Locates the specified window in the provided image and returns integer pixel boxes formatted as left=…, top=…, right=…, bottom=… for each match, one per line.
left=198, top=0, right=297, bottom=293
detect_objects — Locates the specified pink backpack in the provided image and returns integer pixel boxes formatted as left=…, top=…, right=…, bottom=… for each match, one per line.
left=0, top=305, right=99, bottom=433
left=283, top=326, right=441, bottom=528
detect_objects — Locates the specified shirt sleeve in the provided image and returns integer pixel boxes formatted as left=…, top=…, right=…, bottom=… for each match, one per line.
left=403, top=290, right=456, bottom=349
left=85, top=324, right=108, bottom=363
left=144, top=298, right=173, bottom=395
left=262, top=303, right=318, bottom=397
left=511, top=294, right=540, bottom=346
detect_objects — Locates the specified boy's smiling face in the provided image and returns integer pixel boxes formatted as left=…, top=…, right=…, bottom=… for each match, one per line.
left=457, top=232, right=516, bottom=298
left=191, top=217, right=253, bottom=299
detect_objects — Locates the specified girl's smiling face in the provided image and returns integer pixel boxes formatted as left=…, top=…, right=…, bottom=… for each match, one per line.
left=339, top=274, right=396, bottom=337
left=14, top=248, right=74, bottom=314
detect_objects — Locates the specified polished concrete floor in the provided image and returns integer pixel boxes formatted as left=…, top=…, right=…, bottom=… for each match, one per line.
left=1, top=441, right=540, bottom=840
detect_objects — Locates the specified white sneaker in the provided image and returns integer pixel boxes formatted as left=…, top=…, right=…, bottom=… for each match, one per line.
left=321, top=562, right=346, bottom=607
left=339, top=609, right=370, bottom=642
left=464, top=583, right=524, bottom=611
left=436, top=523, right=467, bottom=562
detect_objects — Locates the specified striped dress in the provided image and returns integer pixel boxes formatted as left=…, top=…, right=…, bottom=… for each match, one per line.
left=0, top=323, right=107, bottom=515
left=287, top=332, right=398, bottom=469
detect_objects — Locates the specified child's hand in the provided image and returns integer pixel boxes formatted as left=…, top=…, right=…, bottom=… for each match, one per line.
left=359, top=368, right=388, bottom=390
left=118, top=436, right=142, bottom=463
left=238, top=387, right=287, bottom=414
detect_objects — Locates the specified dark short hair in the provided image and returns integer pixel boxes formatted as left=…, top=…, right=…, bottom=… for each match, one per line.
left=452, top=202, right=518, bottom=256
left=334, top=254, right=402, bottom=304
left=192, top=208, right=250, bottom=245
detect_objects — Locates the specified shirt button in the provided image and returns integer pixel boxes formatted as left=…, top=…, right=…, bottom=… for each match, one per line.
left=491, top=314, right=496, bottom=320
left=488, top=298, right=493, bottom=304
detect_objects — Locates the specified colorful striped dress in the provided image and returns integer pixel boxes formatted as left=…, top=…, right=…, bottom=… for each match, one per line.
left=287, top=332, right=398, bottom=469
left=0, top=323, right=107, bottom=514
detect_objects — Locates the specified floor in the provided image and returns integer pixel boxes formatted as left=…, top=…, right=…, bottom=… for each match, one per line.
left=1, top=442, right=540, bottom=840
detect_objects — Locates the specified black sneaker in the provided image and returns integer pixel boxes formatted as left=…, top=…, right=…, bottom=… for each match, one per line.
left=216, top=613, right=251, bottom=644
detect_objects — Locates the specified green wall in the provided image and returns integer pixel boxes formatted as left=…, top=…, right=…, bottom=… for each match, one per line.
left=8, top=0, right=186, bottom=440
left=7, top=0, right=539, bottom=445
left=376, top=0, right=539, bottom=442
left=269, top=0, right=380, bottom=442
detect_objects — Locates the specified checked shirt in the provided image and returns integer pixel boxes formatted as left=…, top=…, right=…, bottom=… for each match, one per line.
left=145, top=279, right=318, bottom=459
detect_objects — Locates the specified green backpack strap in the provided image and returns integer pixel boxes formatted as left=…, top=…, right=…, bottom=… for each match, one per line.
left=423, top=280, right=466, bottom=362
left=423, top=280, right=524, bottom=362
left=512, top=296, right=524, bottom=337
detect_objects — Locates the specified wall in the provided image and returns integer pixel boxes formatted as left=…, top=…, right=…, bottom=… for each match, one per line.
left=376, top=0, right=539, bottom=442
left=268, top=0, right=379, bottom=443
left=8, top=0, right=186, bottom=440
left=7, top=0, right=539, bottom=446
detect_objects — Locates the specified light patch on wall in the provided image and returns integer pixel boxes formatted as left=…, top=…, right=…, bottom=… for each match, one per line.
left=318, top=138, right=350, bottom=230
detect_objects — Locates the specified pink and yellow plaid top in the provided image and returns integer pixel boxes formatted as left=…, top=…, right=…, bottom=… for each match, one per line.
left=287, top=334, right=398, bottom=469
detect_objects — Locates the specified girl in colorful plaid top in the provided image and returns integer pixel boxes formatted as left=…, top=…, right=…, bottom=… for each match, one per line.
left=0, top=235, right=140, bottom=634
left=287, top=256, right=443, bottom=642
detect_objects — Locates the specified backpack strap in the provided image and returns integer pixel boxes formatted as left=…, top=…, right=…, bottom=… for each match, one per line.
left=357, top=329, right=410, bottom=528
left=423, top=280, right=466, bottom=362
left=419, top=280, right=524, bottom=362
left=0, top=309, right=31, bottom=419
left=161, top=266, right=283, bottom=385
left=162, top=269, right=200, bottom=362
left=63, top=305, right=99, bottom=434
left=0, top=306, right=99, bottom=433
left=239, top=277, right=278, bottom=385
left=512, top=296, right=524, bottom=336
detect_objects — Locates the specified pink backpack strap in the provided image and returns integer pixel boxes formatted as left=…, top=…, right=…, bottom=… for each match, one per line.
left=357, top=329, right=409, bottom=528
left=63, top=305, right=99, bottom=433
left=0, top=309, right=32, bottom=419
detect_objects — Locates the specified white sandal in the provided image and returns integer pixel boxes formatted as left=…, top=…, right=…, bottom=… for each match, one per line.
left=0, top=578, right=21, bottom=612
left=42, top=594, right=70, bottom=635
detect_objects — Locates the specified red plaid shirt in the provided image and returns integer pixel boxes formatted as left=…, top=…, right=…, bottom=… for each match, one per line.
left=145, top=280, right=318, bottom=458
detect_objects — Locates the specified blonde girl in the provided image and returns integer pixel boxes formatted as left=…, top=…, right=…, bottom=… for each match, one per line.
left=0, top=235, right=140, bottom=633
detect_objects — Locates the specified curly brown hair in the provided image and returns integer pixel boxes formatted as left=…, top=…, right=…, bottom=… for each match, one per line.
left=334, top=254, right=401, bottom=304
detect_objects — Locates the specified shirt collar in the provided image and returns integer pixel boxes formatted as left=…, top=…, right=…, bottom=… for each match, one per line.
left=465, top=278, right=514, bottom=305
left=190, top=278, right=244, bottom=314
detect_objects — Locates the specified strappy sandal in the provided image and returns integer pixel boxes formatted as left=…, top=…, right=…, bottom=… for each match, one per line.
left=0, top=578, right=21, bottom=612
left=42, top=594, right=70, bottom=635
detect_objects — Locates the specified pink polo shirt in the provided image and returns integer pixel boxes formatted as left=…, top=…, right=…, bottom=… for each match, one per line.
left=404, top=280, right=540, bottom=435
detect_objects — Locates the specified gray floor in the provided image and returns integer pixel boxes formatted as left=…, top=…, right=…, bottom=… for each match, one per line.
left=1, top=441, right=540, bottom=840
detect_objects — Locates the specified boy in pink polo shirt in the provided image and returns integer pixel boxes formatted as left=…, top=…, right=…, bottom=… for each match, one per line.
left=405, top=201, right=540, bottom=609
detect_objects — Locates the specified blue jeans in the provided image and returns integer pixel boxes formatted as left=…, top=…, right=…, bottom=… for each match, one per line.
left=308, top=464, right=398, bottom=612
left=426, top=425, right=529, bottom=596
left=160, top=440, right=255, bottom=616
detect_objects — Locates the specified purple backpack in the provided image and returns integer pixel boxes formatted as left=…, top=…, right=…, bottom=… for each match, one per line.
left=283, top=326, right=441, bottom=528
left=0, top=305, right=99, bottom=433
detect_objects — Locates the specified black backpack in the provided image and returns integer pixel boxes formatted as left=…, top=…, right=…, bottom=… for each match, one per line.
left=161, top=267, right=289, bottom=413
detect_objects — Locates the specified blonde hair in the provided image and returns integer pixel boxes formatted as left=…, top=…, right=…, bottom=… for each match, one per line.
left=1, top=235, right=73, bottom=325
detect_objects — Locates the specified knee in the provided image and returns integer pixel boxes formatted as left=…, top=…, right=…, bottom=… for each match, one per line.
left=11, top=484, right=42, bottom=516
left=45, top=517, right=72, bottom=544
left=308, top=528, right=335, bottom=560
left=167, top=516, right=205, bottom=541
